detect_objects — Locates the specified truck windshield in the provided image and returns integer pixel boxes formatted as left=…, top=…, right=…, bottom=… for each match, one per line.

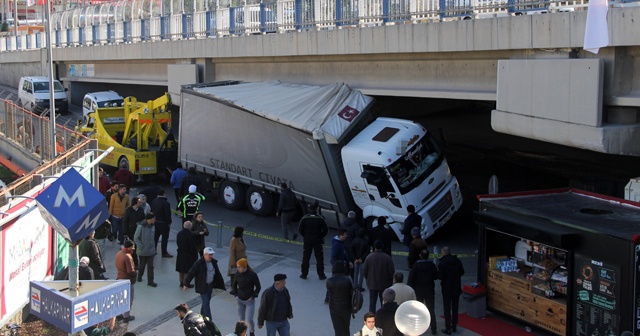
left=33, top=81, right=65, bottom=93
left=387, top=134, right=443, bottom=194
left=98, top=99, right=124, bottom=108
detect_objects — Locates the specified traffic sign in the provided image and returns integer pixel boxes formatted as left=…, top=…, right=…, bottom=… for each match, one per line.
left=35, top=168, right=109, bottom=243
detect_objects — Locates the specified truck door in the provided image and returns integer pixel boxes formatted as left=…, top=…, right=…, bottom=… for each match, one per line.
left=360, top=164, right=402, bottom=211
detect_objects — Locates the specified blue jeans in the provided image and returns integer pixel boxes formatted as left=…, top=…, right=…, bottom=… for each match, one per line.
left=353, top=262, right=364, bottom=289
left=237, top=297, right=256, bottom=332
left=111, top=216, right=124, bottom=244
left=266, top=320, right=290, bottom=336
left=200, top=283, right=214, bottom=321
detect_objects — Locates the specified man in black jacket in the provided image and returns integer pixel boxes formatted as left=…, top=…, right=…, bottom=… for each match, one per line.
left=375, top=288, right=402, bottom=336
left=183, top=247, right=225, bottom=321
left=174, top=303, right=211, bottom=336
left=123, top=196, right=144, bottom=269
left=79, top=231, right=107, bottom=279
left=275, top=183, right=297, bottom=240
left=408, top=249, right=438, bottom=335
left=401, top=204, right=422, bottom=247
left=231, top=258, right=261, bottom=336
left=151, top=189, right=173, bottom=258
left=326, top=261, right=352, bottom=336
left=298, top=203, right=328, bottom=280
left=257, top=274, right=293, bottom=336
left=369, top=216, right=393, bottom=256
left=350, top=228, right=370, bottom=290
left=438, top=246, right=465, bottom=335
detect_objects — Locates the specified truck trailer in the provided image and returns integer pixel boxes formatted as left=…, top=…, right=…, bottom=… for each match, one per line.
left=179, top=80, right=462, bottom=239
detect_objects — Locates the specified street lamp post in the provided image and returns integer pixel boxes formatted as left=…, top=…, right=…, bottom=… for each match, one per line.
left=45, top=0, right=56, bottom=159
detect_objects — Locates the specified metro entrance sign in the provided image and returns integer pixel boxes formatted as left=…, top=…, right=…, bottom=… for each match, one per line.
left=30, top=280, right=131, bottom=334
left=35, top=168, right=109, bottom=243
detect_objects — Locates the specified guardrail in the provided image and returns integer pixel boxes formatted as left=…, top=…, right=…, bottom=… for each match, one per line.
left=0, top=0, right=604, bottom=52
left=0, top=98, right=89, bottom=207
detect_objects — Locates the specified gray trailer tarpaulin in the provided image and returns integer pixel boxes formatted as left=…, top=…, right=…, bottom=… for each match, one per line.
left=179, top=81, right=373, bottom=210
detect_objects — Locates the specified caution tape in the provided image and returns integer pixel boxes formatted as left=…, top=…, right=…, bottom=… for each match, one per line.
left=172, top=209, right=476, bottom=258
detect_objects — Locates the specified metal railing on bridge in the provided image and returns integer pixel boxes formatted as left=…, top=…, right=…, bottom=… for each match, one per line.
left=0, top=0, right=619, bottom=52
left=0, top=97, right=89, bottom=206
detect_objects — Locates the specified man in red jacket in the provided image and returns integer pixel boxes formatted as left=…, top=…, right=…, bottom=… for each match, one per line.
left=115, top=240, right=137, bottom=323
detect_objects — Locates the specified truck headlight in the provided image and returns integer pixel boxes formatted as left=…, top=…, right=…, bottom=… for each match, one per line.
left=35, top=98, right=44, bottom=103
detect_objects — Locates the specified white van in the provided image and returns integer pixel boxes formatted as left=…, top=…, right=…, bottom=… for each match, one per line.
left=82, top=91, right=125, bottom=119
left=18, top=76, right=68, bottom=115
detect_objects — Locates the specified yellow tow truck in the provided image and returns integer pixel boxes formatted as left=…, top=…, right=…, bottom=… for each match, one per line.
left=76, top=93, right=177, bottom=177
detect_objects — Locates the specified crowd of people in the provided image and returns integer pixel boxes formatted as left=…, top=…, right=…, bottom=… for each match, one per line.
left=77, top=165, right=467, bottom=336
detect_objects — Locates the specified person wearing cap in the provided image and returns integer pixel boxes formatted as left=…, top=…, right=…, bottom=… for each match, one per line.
left=401, top=205, right=422, bottom=247
left=298, top=202, right=328, bottom=280
left=231, top=258, right=261, bottom=336
left=363, top=239, right=395, bottom=314
left=79, top=256, right=95, bottom=280
left=183, top=247, right=225, bottom=321
left=115, top=239, right=137, bottom=323
left=178, top=184, right=206, bottom=223
left=408, top=226, right=427, bottom=269
left=134, top=212, right=158, bottom=287
left=257, top=274, right=292, bottom=336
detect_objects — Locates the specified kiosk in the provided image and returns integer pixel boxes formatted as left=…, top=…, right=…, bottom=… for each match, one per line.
left=474, top=188, right=639, bottom=336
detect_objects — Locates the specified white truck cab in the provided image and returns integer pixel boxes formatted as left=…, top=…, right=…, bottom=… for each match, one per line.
left=342, top=117, right=463, bottom=239
left=18, top=76, right=68, bottom=115
left=82, top=91, right=124, bottom=120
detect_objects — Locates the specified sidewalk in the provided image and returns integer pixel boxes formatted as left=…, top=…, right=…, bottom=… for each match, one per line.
left=98, top=233, right=481, bottom=336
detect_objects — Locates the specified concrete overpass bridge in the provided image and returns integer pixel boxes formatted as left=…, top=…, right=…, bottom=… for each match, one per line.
left=0, top=1, right=639, bottom=155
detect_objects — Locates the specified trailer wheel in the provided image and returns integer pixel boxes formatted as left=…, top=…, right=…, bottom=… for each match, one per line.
left=219, top=180, right=246, bottom=210
left=246, top=187, right=275, bottom=216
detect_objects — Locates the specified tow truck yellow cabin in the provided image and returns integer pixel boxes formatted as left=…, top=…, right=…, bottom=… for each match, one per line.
left=76, top=93, right=177, bottom=177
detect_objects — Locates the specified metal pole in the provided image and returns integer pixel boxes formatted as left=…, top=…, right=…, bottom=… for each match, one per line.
left=68, top=243, right=79, bottom=292
left=45, top=0, right=56, bottom=159
left=13, top=0, right=17, bottom=37
left=216, top=221, right=222, bottom=248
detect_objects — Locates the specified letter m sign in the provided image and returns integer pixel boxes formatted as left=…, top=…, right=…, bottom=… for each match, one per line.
left=36, top=168, right=110, bottom=243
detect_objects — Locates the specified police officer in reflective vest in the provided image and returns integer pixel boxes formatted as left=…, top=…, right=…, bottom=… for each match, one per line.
left=178, top=185, right=206, bottom=223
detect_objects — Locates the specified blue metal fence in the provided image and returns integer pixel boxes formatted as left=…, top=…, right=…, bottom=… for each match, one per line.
left=0, top=0, right=610, bottom=52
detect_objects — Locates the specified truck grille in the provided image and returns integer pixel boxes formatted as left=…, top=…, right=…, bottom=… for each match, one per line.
left=428, top=191, right=453, bottom=222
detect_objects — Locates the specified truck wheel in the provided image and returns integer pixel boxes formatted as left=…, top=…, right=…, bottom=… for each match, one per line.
left=219, top=180, right=246, bottom=210
left=246, top=187, right=275, bottom=217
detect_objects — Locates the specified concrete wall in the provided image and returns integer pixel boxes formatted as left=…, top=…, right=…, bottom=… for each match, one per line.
left=0, top=138, right=42, bottom=173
